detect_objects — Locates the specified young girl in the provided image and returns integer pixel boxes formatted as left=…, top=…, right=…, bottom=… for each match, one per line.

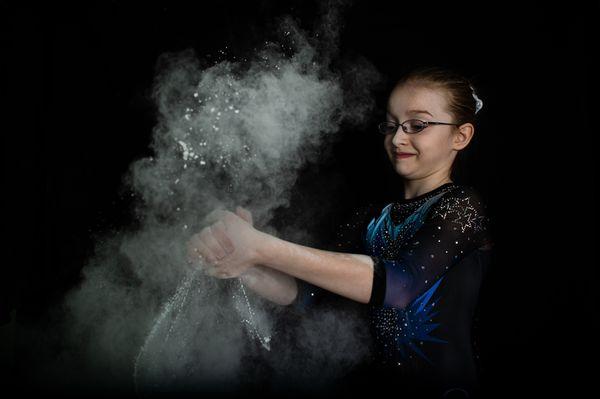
left=187, top=66, right=494, bottom=397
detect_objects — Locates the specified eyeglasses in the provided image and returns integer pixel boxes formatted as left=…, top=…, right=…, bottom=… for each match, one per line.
left=378, top=119, right=459, bottom=135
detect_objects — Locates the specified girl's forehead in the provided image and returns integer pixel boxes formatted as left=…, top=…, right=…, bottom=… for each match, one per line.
left=387, top=84, right=448, bottom=117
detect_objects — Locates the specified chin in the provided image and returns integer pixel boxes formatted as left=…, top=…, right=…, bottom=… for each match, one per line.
left=393, top=164, right=414, bottom=177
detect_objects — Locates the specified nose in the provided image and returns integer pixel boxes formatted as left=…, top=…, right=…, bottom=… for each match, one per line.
left=391, top=127, right=411, bottom=147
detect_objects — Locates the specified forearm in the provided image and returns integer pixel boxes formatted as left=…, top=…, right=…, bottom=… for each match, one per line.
left=256, top=232, right=374, bottom=304
left=240, top=265, right=298, bottom=306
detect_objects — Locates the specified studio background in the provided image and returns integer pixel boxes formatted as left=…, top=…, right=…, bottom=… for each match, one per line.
left=1, top=1, right=595, bottom=396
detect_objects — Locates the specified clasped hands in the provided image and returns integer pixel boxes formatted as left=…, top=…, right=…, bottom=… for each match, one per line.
left=186, top=206, right=265, bottom=279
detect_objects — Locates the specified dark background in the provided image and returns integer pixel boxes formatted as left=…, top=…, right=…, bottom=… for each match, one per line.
left=1, top=0, right=595, bottom=397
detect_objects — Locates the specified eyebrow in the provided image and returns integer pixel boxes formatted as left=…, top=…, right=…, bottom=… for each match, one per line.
left=408, top=109, right=434, bottom=117
left=387, top=109, right=434, bottom=118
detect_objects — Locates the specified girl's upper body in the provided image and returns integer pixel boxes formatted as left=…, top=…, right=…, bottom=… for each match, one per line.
left=291, top=67, right=493, bottom=396
left=293, top=181, right=494, bottom=395
left=189, top=65, right=493, bottom=397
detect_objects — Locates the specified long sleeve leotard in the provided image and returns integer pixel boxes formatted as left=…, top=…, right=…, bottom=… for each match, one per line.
left=291, top=182, right=494, bottom=396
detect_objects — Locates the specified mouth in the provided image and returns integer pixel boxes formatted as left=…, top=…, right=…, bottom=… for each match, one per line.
left=394, top=152, right=416, bottom=159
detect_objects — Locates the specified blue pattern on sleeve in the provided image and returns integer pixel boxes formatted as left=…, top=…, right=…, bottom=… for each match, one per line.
left=364, top=191, right=450, bottom=364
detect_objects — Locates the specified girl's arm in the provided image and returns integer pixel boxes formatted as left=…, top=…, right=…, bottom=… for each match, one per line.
left=191, top=206, right=376, bottom=305
left=255, top=232, right=376, bottom=304
left=198, top=206, right=301, bottom=306
left=239, top=265, right=299, bottom=306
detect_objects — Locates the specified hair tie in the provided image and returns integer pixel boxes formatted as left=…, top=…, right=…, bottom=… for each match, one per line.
left=470, top=85, right=483, bottom=114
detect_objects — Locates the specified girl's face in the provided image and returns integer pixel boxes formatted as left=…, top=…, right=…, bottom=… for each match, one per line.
left=384, top=83, right=466, bottom=180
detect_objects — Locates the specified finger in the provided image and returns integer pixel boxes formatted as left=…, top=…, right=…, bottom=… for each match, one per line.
left=186, top=233, right=212, bottom=264
left=199, top=227, right=228, bottom=260
left=218, top=271, right=233, bottom=279
left=194, top=240, right=218, bottom=265
left=204, top=265, right=231, bottom=279
left=204, top=265, right=217, bottom=277
left=210, top=221, right=235, bottom=254
left=203, top=208, right=232, bottom=226
left=236, top=206, right=253, bottom=225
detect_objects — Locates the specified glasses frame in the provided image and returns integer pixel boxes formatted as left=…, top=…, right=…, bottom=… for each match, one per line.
left=378, top=119, right=460, bottom=135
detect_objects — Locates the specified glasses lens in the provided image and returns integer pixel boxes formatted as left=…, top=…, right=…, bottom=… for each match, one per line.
left=405, top=120, right=427, bottom=133
left=378, top=122, right=398, bottom=135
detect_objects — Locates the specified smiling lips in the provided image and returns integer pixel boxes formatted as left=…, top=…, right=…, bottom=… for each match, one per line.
left=395, top=152, right=416, bottom=159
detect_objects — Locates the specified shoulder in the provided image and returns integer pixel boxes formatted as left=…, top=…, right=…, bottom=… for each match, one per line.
left=328, top=201, right=386, bottom=252
left=439, top=184, right=488, bottom=207
left=428, top=184, right=490, bottom=234
left=348, top=201, right=388, bottom=224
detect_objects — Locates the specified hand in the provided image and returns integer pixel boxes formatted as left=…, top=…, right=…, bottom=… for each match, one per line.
left=186, top=206, right=263, bottom=279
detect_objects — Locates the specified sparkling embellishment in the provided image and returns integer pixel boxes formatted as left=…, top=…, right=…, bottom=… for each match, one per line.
left=357, top=184, right=491, bottom=367
left=371, top=277, right=447, bottom=364
left=431, top=195, right=488, bottom=233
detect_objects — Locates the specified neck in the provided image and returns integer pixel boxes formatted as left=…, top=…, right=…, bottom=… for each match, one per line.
left=403, top=172, right=453, bottom=200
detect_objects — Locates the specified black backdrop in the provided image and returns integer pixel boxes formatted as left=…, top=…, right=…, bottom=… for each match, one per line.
left=1, top=1, right=595, bottom=397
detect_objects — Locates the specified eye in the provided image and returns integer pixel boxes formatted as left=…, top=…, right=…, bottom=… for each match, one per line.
left=378, top=122, right=398, bottom=135
left=406, top=120, right=427, bottom=132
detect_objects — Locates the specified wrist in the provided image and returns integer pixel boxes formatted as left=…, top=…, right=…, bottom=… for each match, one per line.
left=253, top=230, right=280, bottom=266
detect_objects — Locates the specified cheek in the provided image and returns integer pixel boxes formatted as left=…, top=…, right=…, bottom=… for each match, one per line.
left=417, top=136, right=451, bottom=162
left=383, top=136, right=393, bottom=152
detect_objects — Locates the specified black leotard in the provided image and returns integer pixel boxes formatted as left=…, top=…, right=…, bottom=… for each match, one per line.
left=292, top=182, right=494, bottom=397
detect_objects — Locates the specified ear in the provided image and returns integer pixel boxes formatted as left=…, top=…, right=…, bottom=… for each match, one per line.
left=452, top=123, right=475, bottom=151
